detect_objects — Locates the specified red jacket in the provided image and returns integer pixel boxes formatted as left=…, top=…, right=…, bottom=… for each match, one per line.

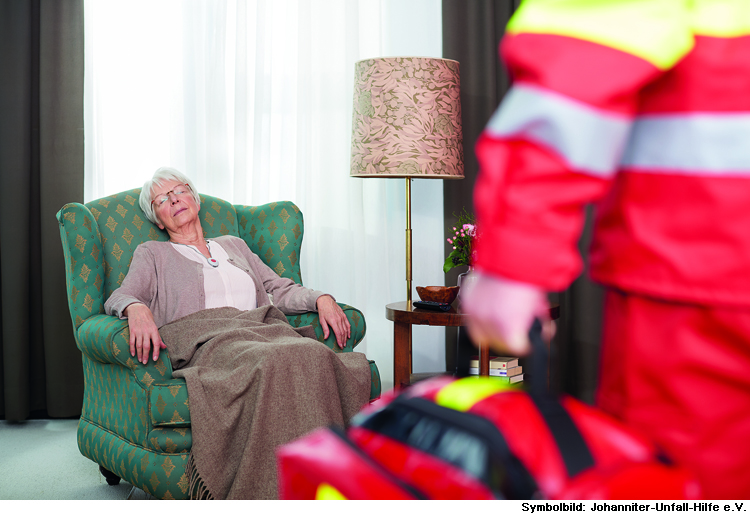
left=474, top=0, right=750, bottom=307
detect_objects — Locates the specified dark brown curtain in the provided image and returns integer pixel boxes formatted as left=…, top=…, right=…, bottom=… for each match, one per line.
left=0, top=0, right=85, bottom=420
left=441, top=0, right=519, bottom=375
left=441, top=0, right=603, bottom=402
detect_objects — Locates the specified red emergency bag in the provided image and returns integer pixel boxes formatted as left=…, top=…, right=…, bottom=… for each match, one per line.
left=277, top=322, right=702, bottom=500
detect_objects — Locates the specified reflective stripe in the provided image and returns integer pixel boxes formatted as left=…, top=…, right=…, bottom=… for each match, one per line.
left=485, top=84, right=631, bottom=178
left=621, top=114, right=750, bottom=175
left=691, top=0, right=750, bottom=37
left=315, top=483, right=347, bottom=500
left=435, top=376, right=516, bottom=413
left=506, top=0, right=692, bottom=69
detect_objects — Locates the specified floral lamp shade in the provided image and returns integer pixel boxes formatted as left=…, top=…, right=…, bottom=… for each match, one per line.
left=350, top=57, right=464, bottom=180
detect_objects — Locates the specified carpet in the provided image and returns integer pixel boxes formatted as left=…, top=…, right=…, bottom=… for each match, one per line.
left=0, top=419, right=152, bottom=499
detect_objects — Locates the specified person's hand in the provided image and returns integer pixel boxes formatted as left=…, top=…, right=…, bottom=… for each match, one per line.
left=123, top=302, right=166, bottom=364
left=461, top=272, right=550, bottom=356
left=316, top=294, right=351, bottom=349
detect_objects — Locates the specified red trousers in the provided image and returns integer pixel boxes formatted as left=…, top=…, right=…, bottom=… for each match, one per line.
left=597, top=290, right=750, bottom=498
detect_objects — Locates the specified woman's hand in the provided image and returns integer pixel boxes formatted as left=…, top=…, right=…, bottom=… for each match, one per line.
left=123, top=302, right=166, bottom=364
left=316, top=294, right=351, bottom=349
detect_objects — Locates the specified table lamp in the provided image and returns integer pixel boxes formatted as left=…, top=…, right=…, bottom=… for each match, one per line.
left=350, top=57, right=464, bottom=306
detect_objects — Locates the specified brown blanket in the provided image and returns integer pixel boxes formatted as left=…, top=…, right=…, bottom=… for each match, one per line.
left=160, top=305, right=371, bottom=499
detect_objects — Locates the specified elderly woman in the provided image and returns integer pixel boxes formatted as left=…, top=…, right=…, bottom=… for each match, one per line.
left=104, top=167, right=371, bottom=500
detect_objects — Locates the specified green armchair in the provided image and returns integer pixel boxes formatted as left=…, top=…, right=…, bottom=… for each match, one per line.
left=56, top=189, right=380, bottom=499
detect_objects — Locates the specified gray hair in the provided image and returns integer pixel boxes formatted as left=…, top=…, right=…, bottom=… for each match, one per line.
left=139, top=167, right=201, bottom=225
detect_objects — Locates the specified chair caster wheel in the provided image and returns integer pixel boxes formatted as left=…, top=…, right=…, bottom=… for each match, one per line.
left=99, top=465, right=121, bottom=486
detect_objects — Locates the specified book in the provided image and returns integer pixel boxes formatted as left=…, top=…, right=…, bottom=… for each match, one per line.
left=468, top=366, right=522, bottom=377
left=468, top=355, right=519, bottom=370
left=469, top=373, right=524, bottom=384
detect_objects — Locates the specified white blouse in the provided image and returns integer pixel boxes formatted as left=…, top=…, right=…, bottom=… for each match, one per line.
left=170, top=241, right=258, bottom=311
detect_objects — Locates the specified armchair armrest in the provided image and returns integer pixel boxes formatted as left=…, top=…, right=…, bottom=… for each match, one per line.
left=76, top=314, right=192, bottom=449
left=76, top=314, right=177, bottom=387
left=286, top=303, right=366, bottom=352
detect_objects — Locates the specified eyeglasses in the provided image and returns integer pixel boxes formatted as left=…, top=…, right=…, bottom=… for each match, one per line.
left=151, top=184, right=191, bottom=207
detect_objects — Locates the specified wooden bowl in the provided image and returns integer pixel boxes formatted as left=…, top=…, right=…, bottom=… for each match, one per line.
left=416, top=286, right=460, bottom=304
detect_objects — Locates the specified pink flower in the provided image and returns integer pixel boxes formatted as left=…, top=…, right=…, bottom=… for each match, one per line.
left=463, top=224, right=476, bottom=237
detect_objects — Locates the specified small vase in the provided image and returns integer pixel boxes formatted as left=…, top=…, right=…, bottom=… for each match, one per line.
left=456, top=266, right=476, bottom=304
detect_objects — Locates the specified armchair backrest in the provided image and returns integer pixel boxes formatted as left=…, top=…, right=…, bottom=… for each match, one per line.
left=57, top=188, right=305, bottom=333
left=234, top=202, right=304, bottom=285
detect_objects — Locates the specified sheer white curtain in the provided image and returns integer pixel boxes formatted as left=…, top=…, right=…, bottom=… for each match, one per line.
left=84, top=0, right=446, bottom=390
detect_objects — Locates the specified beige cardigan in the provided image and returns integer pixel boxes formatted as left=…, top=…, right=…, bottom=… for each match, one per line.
left=104, top=235, right=326, bottom=328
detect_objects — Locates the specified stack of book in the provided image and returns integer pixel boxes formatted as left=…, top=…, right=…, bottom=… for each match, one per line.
left=468, top=355, right=523, bottom=384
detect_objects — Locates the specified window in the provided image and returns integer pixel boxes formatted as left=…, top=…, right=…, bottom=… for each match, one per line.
left=84, top=0, right=447, bottom=389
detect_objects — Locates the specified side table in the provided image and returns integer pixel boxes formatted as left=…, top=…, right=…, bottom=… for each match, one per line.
left=385, top=301, right=560, bottom=390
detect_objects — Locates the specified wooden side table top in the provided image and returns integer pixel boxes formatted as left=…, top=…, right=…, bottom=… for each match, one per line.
left=385, top=301, right=466, bottom=326
left=386, top=301, right=559, bottom=324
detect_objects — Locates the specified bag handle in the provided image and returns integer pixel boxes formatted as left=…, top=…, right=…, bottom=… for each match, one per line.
left=527, top=319, right=595, bottom=478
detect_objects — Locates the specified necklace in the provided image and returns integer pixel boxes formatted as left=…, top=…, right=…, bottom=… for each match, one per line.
left=177, top=240, right=219, bottom=267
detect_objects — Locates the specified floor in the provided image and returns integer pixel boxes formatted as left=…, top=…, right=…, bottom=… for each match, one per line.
left=0, top=419, right=153, bottom=500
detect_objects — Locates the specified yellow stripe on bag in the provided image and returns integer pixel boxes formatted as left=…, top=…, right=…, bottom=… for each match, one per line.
left=506, top=0, right=693, bottom=70
left=435, top=376, right=517, bottom=413
left=691, top=0, right=750, bottom=37
left=315, top=483, right=347, bottom=500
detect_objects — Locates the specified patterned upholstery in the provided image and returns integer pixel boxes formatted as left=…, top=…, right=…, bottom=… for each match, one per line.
left=57, top=188, right=380, bottom=499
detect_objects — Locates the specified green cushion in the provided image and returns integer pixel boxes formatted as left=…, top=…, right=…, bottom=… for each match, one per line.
left=367, top=360, right=381, bottom=401
left=149, top=381, right=191, bottom=427
left=147, top=426, right=193, bottom=453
